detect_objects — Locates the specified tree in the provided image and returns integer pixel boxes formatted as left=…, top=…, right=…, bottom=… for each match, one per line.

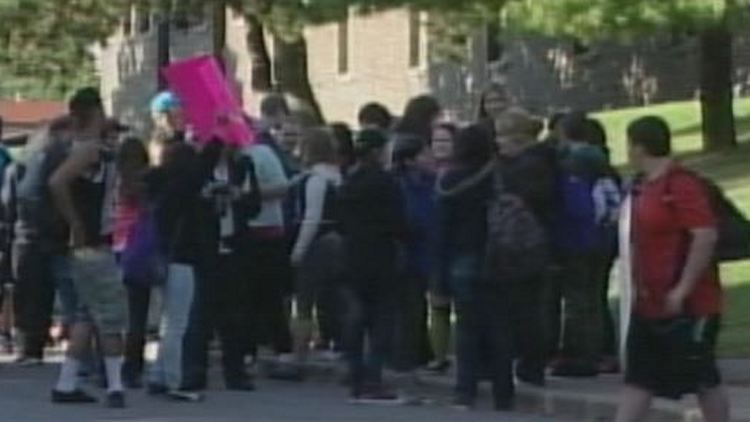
left=0, top=0, right=132, bottom=99
left=502, top=0, right=750, bottom=151
left=226, top=0, right=503, bottom=123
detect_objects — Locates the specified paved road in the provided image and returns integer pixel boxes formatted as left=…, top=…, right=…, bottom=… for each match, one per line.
left=0, top=363, right=564, bottom=422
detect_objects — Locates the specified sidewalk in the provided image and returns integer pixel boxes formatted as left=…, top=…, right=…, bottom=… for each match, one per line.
left=272, top=357, right=750, bottom=422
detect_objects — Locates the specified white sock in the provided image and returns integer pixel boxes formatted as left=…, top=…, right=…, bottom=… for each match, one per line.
left=104, top=357, right=124, bottom=393
left=55, top=358, right=81, bottom=392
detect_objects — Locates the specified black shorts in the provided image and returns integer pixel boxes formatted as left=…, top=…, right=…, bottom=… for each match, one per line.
left=625, top=315, right=722, bottom=400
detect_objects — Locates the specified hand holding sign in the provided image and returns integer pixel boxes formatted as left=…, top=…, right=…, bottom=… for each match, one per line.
left=163, top=55, right=254, bottom=147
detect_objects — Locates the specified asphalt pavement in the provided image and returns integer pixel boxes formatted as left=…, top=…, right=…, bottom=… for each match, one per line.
left=0, top=363, right=565, bottom=422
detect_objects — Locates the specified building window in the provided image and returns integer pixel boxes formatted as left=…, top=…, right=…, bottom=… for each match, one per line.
left=408, top=9, right=423, bottom=68
left=337, top=18, right=349, bottom=74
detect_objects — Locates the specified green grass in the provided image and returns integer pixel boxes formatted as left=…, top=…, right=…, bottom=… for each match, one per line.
left=595, top=99, right=750, bottom=357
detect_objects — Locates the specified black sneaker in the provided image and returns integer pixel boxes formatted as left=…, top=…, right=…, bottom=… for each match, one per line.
left=516, top=367, right=546, bottom=387
left=166, top=389, right=204, bottom=402
left=351, top=387, right=402, bottom=405
left=106, top=391, right=126, bottom=409
left=550, top=360, right=598, bottom=378
left=51, top=389, right=98, bottom=404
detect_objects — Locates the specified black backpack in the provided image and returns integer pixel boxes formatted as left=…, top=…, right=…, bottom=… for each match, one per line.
left=484, top=167, right=549, bottom=283
left=667, top=169, right=750, bottom=262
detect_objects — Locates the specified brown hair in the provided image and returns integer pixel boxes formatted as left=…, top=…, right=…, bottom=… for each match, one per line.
left=301, top=127, right=337, bottom=167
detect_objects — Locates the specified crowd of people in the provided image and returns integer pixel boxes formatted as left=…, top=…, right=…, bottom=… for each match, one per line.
left=0, top=83, right=731, bottom=421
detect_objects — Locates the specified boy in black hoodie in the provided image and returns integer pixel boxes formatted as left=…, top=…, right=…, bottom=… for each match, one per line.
left=338, top=129, right=406, bottom=403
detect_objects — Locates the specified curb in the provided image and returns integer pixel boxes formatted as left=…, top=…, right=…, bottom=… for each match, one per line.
left=258, top=358, right=749, bottom=422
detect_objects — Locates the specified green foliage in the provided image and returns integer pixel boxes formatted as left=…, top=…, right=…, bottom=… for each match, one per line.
left=502, top=0, right=750, bottom=41
left=0, top=0, right=131, bottom=99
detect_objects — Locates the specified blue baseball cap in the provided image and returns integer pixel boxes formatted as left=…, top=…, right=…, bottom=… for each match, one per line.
left=150, top=91, right=181, bottom=114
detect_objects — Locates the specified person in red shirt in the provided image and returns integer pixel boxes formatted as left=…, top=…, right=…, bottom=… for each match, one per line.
left=616, top=116, right=729, bottom=422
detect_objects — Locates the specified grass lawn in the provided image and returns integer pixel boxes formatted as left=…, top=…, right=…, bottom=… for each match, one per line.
left=594, top=99, right=750, bottom=357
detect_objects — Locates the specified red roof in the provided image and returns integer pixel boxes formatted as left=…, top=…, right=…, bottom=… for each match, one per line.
left=0, top=100, right=66, bottom=125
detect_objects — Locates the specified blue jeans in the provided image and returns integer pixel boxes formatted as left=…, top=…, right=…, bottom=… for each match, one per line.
left=150, top=264, right=196, bottom=390
left=449, top=255, right=514, bottom=403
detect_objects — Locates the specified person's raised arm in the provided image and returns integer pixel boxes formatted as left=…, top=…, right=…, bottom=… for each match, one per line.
left=48, top=144, right=99, bottom=248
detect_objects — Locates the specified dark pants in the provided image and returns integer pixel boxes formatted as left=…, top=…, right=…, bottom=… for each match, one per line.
left=449, top=255, right=514, bottom=403
left=508, top=276, right=547, bottom=380
left=247, top=235, right=293, bottom=356
left=596, top=234, right=618, bottom=357
left=342, top=247, right=396, bottom=395
left=342, top=285, right=394, bottom=395
left=559, top=253, right=603, bottom=366
left=209, top=252, right=254, bottom=383
left=391, top=274, right=431, bottom=372
left=316, top=276, right=343, bottom=351
left=454, top=288, right=514, bottom=402
left=12, top=243, right=55, bottom=359
left=123, top=283, right=151, bottom=380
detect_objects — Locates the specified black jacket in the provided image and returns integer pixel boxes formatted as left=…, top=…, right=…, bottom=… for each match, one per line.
left=201, top=154, right=261, bottom=254
left=499, top=144, right=559, bottom=231
left=338, top=162, right=406, bottom=265
left=145, top=149, right=205, bottom=266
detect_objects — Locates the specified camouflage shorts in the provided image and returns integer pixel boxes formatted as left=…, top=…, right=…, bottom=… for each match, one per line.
left=71, top=248, right=127, bottom=335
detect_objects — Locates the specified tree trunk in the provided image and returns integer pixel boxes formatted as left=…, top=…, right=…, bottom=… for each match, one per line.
left=212, top=0, right=227, bottom=72
left=156, top=2, right=171, bottom=89
left=699, top=25, right=737, bottom=151
left=273, top=35, right=324, bottom=124
left=245, top=13, right=272, bottom=92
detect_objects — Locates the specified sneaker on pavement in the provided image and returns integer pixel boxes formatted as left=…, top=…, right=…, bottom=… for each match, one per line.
left=350, top=387, right=402, bottom=405
left=15, top=357, right=43, bottom=367
left=51, top=389, right=98, bottom=404
left=451, top=394, right=474, bottom=411
left=425, top=359, right=451, bottom=374
left=516, top=367, right=546, bottom=387
left=106, top=391, right=126, bottom=409
left=226, top=378, right=256, bottom=392
left=550, top=360, right=598, bottom=378
left=268, top=364, right=305, bottom=382
left=166, top=389, right=204, bottom=402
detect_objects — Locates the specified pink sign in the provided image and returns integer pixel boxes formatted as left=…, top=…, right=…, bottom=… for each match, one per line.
left=163, top=55, right=254, bottom=146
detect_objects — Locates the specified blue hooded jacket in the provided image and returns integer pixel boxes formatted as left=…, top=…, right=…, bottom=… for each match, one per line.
left=393, top=167, right=437, bottom=279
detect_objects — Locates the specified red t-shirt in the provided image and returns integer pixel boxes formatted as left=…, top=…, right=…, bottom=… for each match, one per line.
left=632, top=164, right=723, bottom=319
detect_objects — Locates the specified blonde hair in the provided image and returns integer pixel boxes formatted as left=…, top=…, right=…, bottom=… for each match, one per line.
left=494, top=107, right=544, bottom=139
left=301, top=127, right=337, bottom=166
